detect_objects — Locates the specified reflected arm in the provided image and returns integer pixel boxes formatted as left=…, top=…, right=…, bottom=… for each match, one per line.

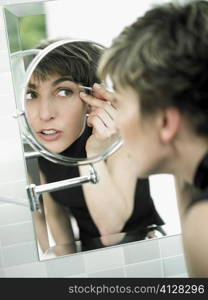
left=79, top=145, right=137, bottom=236
left=39, top=171, right=76, bottom=255
left=79, top=85, right=138, bottom=236
left=32, top=200, right=50, bottom=254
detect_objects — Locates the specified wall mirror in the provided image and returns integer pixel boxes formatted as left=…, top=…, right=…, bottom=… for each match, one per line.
left=3, top=0, right=181, bottom=261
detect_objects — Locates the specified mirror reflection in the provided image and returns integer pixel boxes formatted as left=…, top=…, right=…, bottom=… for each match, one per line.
left=5, top=0, right=181, bottom=263
left=24, top=40, right=166, bottom=259
left=25, top=40, right=118, bottom=158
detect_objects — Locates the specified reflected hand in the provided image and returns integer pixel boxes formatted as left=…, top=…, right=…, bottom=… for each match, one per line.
left=80, top=83, right=120, bottom=156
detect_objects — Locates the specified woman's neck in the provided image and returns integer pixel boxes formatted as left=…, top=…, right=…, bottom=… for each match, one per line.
left=173, top=132, right=208, bottom=186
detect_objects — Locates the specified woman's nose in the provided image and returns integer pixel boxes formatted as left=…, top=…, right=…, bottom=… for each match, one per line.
left=39, top=99, right=55, bottom=121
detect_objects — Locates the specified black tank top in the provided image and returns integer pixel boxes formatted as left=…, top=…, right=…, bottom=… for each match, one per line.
left=38, top=127, right=164, bottom=244
left=187, top=152, right=208, bottom=209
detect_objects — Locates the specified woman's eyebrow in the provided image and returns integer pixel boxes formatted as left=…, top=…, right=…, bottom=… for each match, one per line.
left=27, top=83, right=37, bottom=89
left=52, top=77, right=75, bottom=87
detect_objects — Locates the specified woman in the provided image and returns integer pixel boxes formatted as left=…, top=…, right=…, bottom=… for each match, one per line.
left=26, top=40, right=164, bottom=255
left=94, top=0, right=208, bottom=276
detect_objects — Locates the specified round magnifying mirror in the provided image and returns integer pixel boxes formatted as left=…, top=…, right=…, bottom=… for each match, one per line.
left=21, top=39, right=123, bottom=166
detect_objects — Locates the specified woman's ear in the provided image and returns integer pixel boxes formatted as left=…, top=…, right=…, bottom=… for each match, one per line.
left=159, top=108, right=182, bottom=143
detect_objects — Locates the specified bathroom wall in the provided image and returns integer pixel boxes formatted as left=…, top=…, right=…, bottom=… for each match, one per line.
left=0, top=0, right=188, bottom=278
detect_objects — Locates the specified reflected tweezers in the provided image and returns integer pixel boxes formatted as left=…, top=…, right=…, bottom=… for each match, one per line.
left=79, top=85, right=93, bottom=95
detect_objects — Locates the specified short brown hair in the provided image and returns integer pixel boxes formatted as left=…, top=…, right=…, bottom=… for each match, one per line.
left=98, top=0, right=208, bottom=136
left=33, top=40, right=103, bottom=88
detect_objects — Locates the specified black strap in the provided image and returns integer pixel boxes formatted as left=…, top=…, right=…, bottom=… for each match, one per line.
left=194, top=152, right=208, bottom=190
left=187, top=153, right=208, bottom=210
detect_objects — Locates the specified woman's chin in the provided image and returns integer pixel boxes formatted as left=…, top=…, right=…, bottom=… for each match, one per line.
left=33, top=134, right=75, bottom=153
left=37, top=141, right=69, bottom=154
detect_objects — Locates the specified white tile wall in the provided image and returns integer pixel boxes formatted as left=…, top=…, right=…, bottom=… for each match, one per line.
left=0, top=50, right=10, bottom=72
left=125, top=259, right=164, bottom=278
left=0, top=269, right=5, bottom=277
left=123, top=239, right=160, bottom=265
left=45, top=254, right=85, bottom=277
left=0, top=72, right=13, bottom=94
left=159, top=234, right=184, bottom=258
left=0, top=221, right=35, bottom=246
left=0, top=143, right=26, bottom=183
left=0, top=116, right=20, bottom=141
left=0, top=94, right=17, bottom=117
left=67, top=273, right=88, bottom=278
left=0, top=241, right=3, bottom=268
left=87, top=267, right=125, bottom=278
left=0, top=204, right=31, bottom=226
left=4, top=261, right=47, bottom=277
left=0, top=179, right=28, bottom=203
left=0, top=0, right=188, bottom=279
left=2, top=241, right=38, bottom=267
left=0, top=29, right=7, bottom=50
left=83, top=247, right=125, bottom=274
left=0, top=5, right=4, bottom=28
left=163, top=255, right=187, bottom=277
left=169, top=272, right=188, bottom=278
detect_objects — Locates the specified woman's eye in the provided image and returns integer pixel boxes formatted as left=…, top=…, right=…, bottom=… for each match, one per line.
left=25, top=91, right=37, bottom=100
left=57, top=89, right=73, bottom=97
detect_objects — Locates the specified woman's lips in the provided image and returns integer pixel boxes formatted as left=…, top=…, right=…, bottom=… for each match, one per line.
left=37, top=129, right=62, bottom=141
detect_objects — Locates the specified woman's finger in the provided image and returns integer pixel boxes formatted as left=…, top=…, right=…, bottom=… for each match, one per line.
left=92, top=83, right=115, bottom=102
left=87, top=115, right=109, bottom=137
left=90, top=108, right=115, bottom=128
left=80, top=92, right=109, bottom=107
left=80, top=93, right=117, bottom=120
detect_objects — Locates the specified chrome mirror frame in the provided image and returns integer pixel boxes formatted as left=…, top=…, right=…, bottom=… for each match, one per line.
left=18, top=38, right=123, bottom=167
left=13, top=39, right=123, bottom=213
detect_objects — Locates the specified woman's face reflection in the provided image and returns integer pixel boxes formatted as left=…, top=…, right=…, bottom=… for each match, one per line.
left=26, top=74, right=88, bottom=153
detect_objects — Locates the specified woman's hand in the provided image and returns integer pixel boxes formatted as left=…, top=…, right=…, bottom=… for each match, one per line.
left=80, top=83, right=120, bottom=156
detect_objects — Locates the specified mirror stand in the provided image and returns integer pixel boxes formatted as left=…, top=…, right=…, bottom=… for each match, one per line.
left=27, top=164, right=99, bottom=212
